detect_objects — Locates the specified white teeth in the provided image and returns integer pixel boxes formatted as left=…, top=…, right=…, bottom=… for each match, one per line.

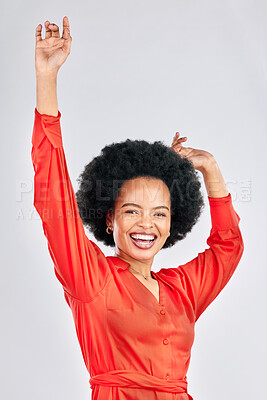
left=130, top=234, right=155, bottom=241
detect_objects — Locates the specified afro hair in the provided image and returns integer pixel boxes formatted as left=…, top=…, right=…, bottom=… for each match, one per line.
left=75, top=139, right=205, bottom=248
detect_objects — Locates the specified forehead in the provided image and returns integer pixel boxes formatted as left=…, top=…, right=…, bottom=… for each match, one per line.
left=115, top=177, right=171, bottom=205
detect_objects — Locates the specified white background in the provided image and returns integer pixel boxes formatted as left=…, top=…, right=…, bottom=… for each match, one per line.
left=1, top=0, right=266, bottom=399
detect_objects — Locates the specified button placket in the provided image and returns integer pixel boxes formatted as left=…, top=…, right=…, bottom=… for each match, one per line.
left=157, top=282, right=172, bottom=381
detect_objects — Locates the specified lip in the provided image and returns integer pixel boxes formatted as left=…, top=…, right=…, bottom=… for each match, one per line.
left=129, top=232, right=158, bottom=250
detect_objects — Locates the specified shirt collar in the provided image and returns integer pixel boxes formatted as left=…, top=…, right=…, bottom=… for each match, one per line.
left=107, top=256, right=174, bottom=291
left=151, top=270, right=174, bottom=291
left=107, top=256, right=130, bottom=270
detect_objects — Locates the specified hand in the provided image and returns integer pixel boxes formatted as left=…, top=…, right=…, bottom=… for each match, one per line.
left=35, top=16, right=72, bottom=76
left=171, top=132, right=214, bottom=173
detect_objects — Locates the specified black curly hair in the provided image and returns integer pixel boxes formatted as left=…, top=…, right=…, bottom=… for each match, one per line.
left=75, top=139, right=205, bottom=248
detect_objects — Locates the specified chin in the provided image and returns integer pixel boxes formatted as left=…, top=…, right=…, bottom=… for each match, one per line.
left=129, top=246, right=161, bottom=261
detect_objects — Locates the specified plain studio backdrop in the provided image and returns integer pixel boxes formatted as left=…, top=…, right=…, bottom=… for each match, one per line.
left=1, top=0, right=266, bottom=399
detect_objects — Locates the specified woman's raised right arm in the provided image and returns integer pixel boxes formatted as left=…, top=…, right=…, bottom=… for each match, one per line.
left=32, top=17, right=111, bottom=301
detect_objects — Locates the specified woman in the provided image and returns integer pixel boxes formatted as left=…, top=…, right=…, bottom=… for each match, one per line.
left=32, top=16, right=244, bottom=400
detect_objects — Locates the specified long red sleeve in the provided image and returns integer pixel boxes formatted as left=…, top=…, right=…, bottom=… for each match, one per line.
left=31, top=108, right=110, bottom=301
left=161, top=194, right=244, bottom=322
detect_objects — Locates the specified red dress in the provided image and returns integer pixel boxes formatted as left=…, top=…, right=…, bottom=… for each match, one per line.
left=31, top=108, right=244, bottom=400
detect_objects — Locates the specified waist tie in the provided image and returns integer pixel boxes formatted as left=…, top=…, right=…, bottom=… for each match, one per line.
left=89, top=369, right=190, bottom=394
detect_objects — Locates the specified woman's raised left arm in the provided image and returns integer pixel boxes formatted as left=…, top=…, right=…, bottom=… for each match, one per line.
left=168, top=132, right=244, bottom=321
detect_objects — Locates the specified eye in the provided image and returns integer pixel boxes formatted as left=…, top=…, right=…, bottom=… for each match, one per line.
left=125, top=210, right=138, bottom=214
left=155, top=212, right=166, bottom=217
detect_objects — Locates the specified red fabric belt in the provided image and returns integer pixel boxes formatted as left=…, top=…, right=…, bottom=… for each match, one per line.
left=89, top=369, right=193, bottom=398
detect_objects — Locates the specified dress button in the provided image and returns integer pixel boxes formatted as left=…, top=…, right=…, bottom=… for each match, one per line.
left=160, top=309, right=166, bottom=315
left=165, top=374, right=170, bottom=380
left=163, top=338, right=169, bottom=345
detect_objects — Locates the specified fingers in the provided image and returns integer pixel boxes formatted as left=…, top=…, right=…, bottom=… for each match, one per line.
left=175, top=137, right=187, bottom=145
left=62, top=16, right=72, bottom=53
left=44, top=20, right=52, bottom=39
left=62, top=16, right=70, bottom=39
left=48, top=22, right=60, bottom=38
left=44, top=20, right=60, bottom=39
left=171, top=132, right=188, bottom=156
left=35, top=17, right=71, bottom=47
left=173, top=132, right=187, bottom=141
left=172, top=132, right=187, bottom=146
left=35, top=24, right=42, bottom=43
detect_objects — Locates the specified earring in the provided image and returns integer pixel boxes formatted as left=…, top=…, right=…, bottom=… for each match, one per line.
left=106, top=226, right=113, bottom=234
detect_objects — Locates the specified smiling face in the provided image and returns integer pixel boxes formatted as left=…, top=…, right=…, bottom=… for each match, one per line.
left=106, top=176, right=171, bottom=264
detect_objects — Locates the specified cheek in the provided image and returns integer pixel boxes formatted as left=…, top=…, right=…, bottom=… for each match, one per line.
left=158, top=218, right=171, bottom=233
left=113, top=215, right=133, bottom=237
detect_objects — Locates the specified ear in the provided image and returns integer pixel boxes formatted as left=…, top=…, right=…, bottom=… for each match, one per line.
left=106, top=209, right=114, bottom=226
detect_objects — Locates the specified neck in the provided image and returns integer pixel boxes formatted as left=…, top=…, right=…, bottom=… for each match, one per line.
left=114, top=249, right=153, bottom=277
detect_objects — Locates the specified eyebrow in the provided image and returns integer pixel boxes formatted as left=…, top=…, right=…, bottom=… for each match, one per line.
left=121, top=202, right=170, bottom=211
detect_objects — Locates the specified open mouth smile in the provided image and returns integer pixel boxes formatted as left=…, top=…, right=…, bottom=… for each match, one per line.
left=129, top=233, right=157, bottom=249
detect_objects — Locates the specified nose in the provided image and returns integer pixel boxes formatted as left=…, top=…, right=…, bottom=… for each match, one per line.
left=137, top=212, right=154, bottom=229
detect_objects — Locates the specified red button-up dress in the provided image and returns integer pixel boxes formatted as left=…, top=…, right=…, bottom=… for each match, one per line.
left=31, top=108, right=244, bottom=400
